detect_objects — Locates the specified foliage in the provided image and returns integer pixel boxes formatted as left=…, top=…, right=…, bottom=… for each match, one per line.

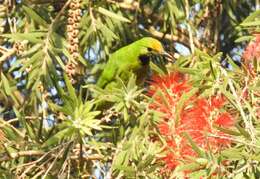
left=0, top=0, right=259, bottom=178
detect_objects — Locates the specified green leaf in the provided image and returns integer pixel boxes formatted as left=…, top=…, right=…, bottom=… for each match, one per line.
left=241, top=10, right=260, bottom=24
left=20, top=44, right=43, bottom=58
left=176, top=88, right=198, bottom=125
left=24, top=120, right=37, bottom=141
left=235, top=124, right=251, bottom=139
left=63, top=74, right=77, bottom=102
left=97, top=7, right=130, bottom=23
left=42, top=127, right=74, bottom=147
left=241, top=20, right=260, bottom=27
left=1, top=73, right=12, bottom=96
left=113, top=150, right=128, bottom=167
left=176, top=162, right=203, bottom=173
left=182, top=132, right=204, bottom=157
left=20, top=50, right=44, bottom=72
left=22, top=5, right=48, bottom=27
left=137, top=154, right=155, bottom=169
left=97, top=19, right=119, bottom=40
left=221, top=148, right=244, bottom=160
left=213, top=125, right=241, bottom=136
left=1, top=125, right=17, bottom=141
left=235, top=35, right=253, bottom=43
left=1, top=32, right=45, bottom=43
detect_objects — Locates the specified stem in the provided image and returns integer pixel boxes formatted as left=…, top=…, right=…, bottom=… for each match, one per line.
left=221, top=68, right=256, bottom=144
left=256, top=0, right=260, bottom=10
left=79, top=138, right=83, bottom=172
left=185, top=0, right=195, bottom=54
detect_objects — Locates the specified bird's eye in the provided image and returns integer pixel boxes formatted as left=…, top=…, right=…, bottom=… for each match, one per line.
left=147, top=47, right=152, bottom=52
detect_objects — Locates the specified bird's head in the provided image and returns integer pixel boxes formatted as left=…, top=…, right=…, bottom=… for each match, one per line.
left=137, top=37, right=174, bottom=63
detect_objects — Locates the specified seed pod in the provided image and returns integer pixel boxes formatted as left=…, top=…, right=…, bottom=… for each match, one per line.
left=68, top=17, right=74, bottom=24
left=72, top=22, right=79, bottom=29
left=71, top=30, right=79, bottom=37
left=67, top=25, right=74, bottom=32
left=66, top=0, right=82, bottom=83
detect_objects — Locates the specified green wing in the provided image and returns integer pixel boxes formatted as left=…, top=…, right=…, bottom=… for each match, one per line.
left=96, top=59, right=120, bottom=88
left=97, top=43, right=140, bottom=88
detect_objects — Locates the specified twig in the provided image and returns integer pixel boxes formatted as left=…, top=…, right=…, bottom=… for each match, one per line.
left=147, top=26, right=185, bottom=43
left=48, top=0, right=71, bottom=35
left=106, top=0, right=139, bottom=10
left=0, top=143, right=103, bottom=162
left=106, top=0, right=203, bottom=50
left=42, top=0, right=72, bottom=61
left=42, top=148, right=65, bottom=179
left=79, top=139, right=83, bottom=172
left=27, top=0, right=66, bottom=4
left=208, top=134, right=260, bottom=149
left=32, top=170, right=45, bottom=179
left=20, top=162, right=38, bottom=178
left=4, top=118, right=19, bottom=124
left=0, top=46, right=9, bottom=53
left=227, top=161, right=259, bottom=178
left=89, top=5, right=97, bottom=32
left=144, top=26, right=201, bottom=50
left=0, top=118, right=25, bottom=138
left=0, top=150, right=44, bottom=162
left=70, top=154, right=104, bottom=161
left=184, top=0, right=195, bottom=54
left=0, top=48, right=15, bottom=63
left=221, top=68, right=256, bottom=144
left=256, top=0, right=260, bottom=10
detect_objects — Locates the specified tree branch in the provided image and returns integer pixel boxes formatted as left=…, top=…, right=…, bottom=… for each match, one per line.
left=106, top=0, right=139, bottom=10
left=106, top=0, right=203, bottom=51
left=0, top=150, right=44, bottom=162
left=142, top=26, right=202, bottom=50
left=0, top=150, right=104, bottom=162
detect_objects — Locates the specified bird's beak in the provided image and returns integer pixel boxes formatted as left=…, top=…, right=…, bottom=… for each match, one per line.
left=161, top=51, right=175, bottom=62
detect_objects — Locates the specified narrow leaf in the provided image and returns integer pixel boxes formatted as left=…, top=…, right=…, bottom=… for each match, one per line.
left=22, top=5, right=48, bottom=27
left=97, top=7, right=130, bottom=22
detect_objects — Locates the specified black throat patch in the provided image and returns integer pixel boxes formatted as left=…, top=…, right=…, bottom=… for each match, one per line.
left=138, top=54, right=150, bottom=66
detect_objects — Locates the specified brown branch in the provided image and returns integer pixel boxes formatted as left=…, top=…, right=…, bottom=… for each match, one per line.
left=0, top=150, right=104, bottom=162
left=106, top=0, right=203, bottom=50
left=143, top=26, right=202, bottom=50
left=106, top=0, right=139, bottom=10
left=0, top=150, right=44, bottom=162
left=0, top=46, right=9, bottom=53
left=27, top=0, right=66, bottom=4
left=70, top=154, right=104, bottom=161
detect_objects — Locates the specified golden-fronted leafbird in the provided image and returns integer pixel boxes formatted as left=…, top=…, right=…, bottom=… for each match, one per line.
left=97, top=37, right=173, bottom=88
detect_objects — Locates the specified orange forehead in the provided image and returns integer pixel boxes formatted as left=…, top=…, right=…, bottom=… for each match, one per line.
left=151, top=41, right=164, bottom=52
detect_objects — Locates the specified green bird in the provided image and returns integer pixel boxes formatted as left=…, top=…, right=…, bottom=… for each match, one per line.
left=97, top=37, right=173, bottom=88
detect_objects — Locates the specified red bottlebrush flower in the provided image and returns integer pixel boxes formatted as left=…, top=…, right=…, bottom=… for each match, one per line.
left=210, top=95, right=226, bottom=109
left=148, top=72, right=190, bottom=97
left=242, top=34, right=260, bottom=75
left=214, top=112, right=234, bottom=127
left=148, top=73, right=191, bottom=121
left=148, top=73, right=235, bottom=173
left=162, top=153, right=179, bottom=169
left=158, top=122, right=170, bottom=136
left=242, top=34, right=260, bottom=61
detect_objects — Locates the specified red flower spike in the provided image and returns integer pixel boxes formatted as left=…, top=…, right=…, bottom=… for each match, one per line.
left=242, top=33, right=260, bottom=75
left=158, top=122, right=170, bottom=136
left=243, top=34, right=260, bottom=62
left=148, top=73, right=235, bottom=173
left=214, top=113, right=234, bottom=127
left=211, top=95, right=226, bottom=109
